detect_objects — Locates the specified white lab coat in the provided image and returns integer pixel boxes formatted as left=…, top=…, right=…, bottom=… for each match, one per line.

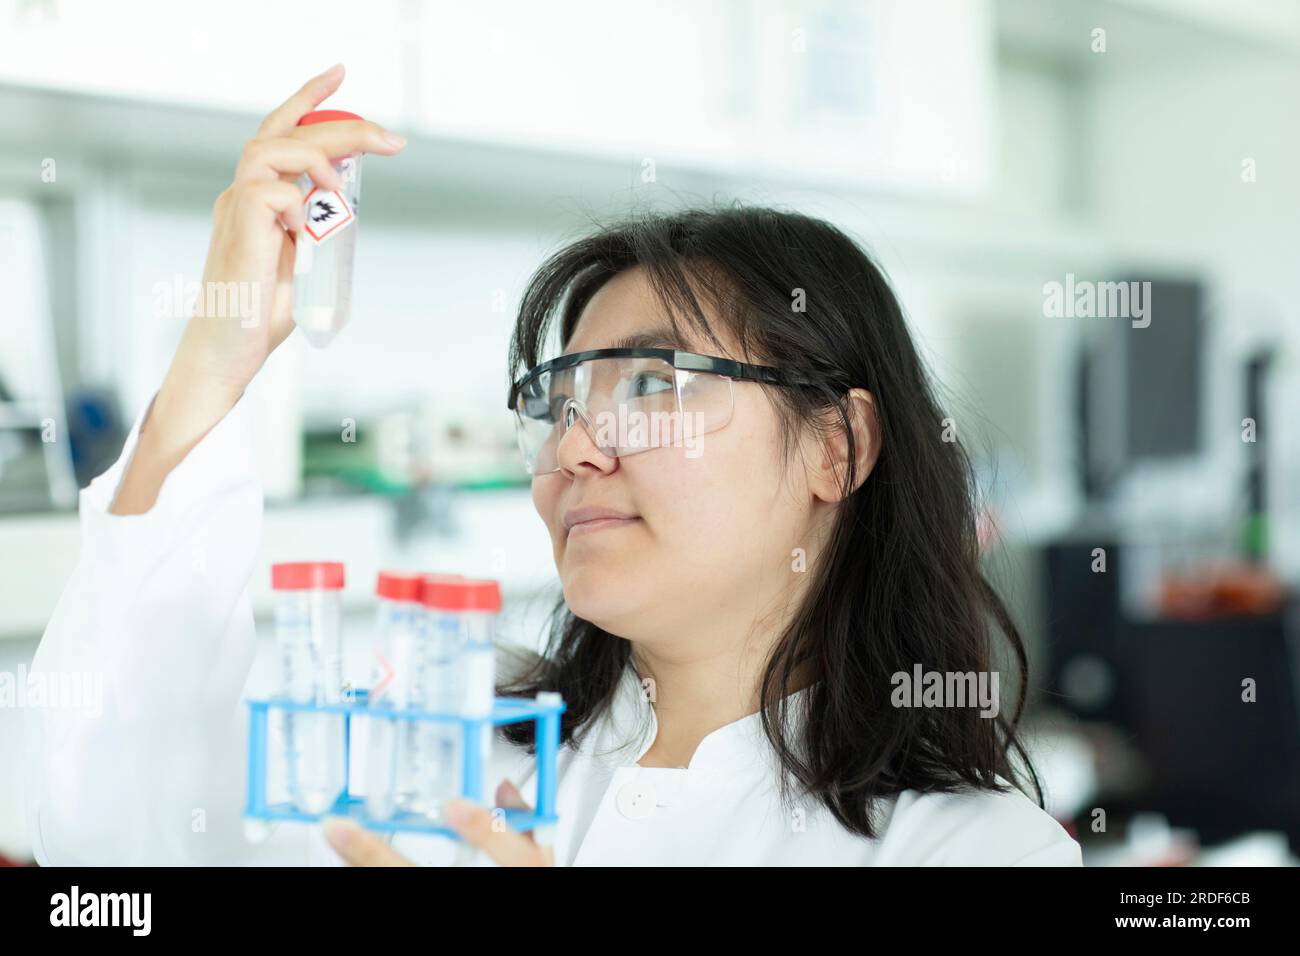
left=23, top=390, right=1083, bottom=866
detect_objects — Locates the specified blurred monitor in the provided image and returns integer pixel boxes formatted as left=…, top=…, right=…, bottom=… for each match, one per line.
left=1078, top=277, right=1205, bottom=499
left=1123, top=279, right=1204, bottom=460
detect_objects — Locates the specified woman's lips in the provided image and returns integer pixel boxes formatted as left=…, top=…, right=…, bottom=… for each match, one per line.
left=567, top=516, right=640, bottom=537
left=562, top=505, right=640, bottom=536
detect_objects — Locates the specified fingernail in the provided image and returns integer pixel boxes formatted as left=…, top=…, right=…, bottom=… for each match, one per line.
left=322, top=815, right=357, bottom=849
left=382, top=131, right=407, bottom=149
left=322, top=62, right=344, bottom=77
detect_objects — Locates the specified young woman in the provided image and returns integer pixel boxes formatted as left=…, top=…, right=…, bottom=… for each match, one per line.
left=24, top=65, right=1081, bottom=866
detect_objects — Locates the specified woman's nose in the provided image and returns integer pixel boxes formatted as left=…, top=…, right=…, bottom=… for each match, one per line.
left=554, top=398, right=618, bottom=475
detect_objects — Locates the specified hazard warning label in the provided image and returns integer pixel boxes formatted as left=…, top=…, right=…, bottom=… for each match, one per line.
left=302, top=187, right=355, bottom=244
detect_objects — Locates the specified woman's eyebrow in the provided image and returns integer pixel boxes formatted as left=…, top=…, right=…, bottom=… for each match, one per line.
left=607, top=327, right=689, bottom=350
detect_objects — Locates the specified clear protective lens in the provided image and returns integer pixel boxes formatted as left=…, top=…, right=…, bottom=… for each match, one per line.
left=513, top=355, right=733, bottom=474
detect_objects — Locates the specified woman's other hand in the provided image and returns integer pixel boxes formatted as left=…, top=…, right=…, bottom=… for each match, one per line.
left=322, top=780, right=555, bottom=867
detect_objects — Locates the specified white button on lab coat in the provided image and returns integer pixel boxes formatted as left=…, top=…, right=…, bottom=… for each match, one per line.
left=22, top=391, right=1083, bottom=867
left=616, top=779, right=656, bottom=820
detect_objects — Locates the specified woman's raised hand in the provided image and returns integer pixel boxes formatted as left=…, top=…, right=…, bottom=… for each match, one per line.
left=181, top=63, right=405, bottom=395
left=111, top=64, right=404, bottom=514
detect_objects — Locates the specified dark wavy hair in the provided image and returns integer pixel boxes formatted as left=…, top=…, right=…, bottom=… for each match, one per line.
left=497, top=203, right=1042, bottom=838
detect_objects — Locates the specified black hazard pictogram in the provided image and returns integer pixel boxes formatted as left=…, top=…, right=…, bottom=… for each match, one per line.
left=302, top=187, right=355, bottom=243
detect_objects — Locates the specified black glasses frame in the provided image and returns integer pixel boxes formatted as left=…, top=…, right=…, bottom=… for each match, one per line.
left=507, top=347, right=818, bottom=411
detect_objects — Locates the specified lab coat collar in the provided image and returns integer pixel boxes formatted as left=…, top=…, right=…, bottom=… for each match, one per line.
left=585, top=658, right=814, bottom=775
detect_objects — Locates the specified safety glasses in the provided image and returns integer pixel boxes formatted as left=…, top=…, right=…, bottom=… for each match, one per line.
left=507, top=347, right=816, bottom=475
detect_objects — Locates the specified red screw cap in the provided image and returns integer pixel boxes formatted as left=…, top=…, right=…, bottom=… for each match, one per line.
left=422, top=578, right=502, bottom=612
left=272, top=561, right=345, bottom=590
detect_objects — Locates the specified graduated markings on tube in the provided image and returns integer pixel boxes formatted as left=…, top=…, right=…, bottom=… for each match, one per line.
left=302, top=186, right=355, bottom=244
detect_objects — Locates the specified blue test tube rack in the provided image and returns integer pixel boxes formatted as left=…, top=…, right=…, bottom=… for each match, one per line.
left=243, top=688, right=565, bottom=839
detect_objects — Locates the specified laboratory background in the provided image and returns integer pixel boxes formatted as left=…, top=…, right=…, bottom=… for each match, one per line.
left=2, top=0, right=1299, bottom=867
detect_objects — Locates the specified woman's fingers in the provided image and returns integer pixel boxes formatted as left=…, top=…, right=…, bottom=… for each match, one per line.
left=322, top=817, right=416, bottom=867
left=220, top=179, right=309, bottom=232
left=495, top=778, right=531, bottom=812
left=257, top=63, right=346, bottom=138
left=289, top=119, right=406, bottom=159
left=495, top=779, right=557, bottom=851
left=236, top=122, right=405, bottom=191
left=320, top=784, right=555, bottom=867
left=244, top=66, right=404, bottom=198
left=445, top=784, right=554, bottom=867
left=235, top=137, right=342, bottom=190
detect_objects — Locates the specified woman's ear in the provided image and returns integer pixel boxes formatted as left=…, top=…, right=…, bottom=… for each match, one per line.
left=807, top=388, right=882, bottom=504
